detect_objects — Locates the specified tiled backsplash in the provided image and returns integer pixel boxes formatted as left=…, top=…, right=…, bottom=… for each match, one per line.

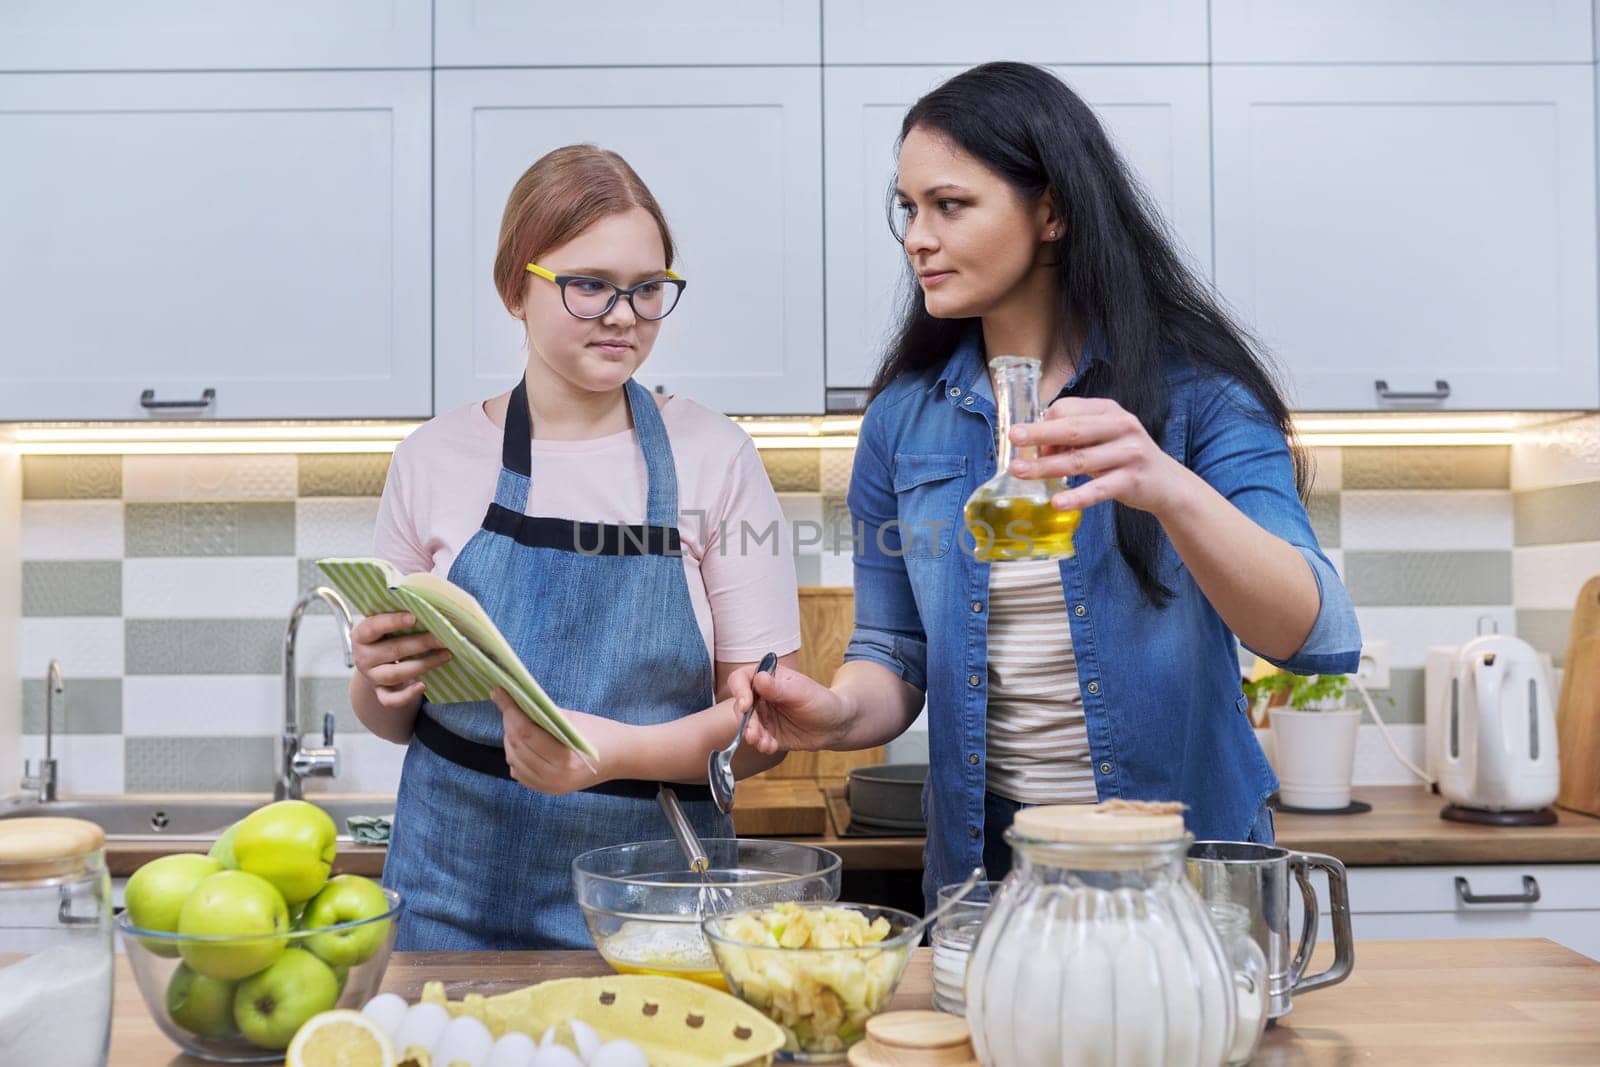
left=9, top=420, right=1600, bottom=796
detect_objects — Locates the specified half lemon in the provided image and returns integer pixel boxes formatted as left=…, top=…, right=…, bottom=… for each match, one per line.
left=287, top=1009, right=397, bottom=1067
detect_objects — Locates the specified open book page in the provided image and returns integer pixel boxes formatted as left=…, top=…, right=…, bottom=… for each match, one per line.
left=316, top=558, right=597, bottom=761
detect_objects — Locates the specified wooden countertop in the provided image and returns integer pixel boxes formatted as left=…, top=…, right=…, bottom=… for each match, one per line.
left=109, top=938, right=1600, bottom=1065
left=811, top=784, right=1600, bottom=870
left=1269, top=786, right=1600, bottom=865
left=99, top=784, right=1600, bottom=877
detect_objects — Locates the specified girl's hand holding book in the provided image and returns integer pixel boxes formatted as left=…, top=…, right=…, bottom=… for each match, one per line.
left=495, top=688, right=623, bottom=794
left=351, top=612, right=452, bottom=709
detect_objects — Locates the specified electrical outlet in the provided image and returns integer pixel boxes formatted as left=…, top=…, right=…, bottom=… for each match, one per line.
left=1355, top=640, right=1391, bottom=690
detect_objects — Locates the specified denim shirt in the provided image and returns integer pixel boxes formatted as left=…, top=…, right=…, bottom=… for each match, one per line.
left=842, top=328, right=1361, bottom=897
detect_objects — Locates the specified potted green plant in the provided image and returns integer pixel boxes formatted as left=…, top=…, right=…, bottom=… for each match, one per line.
left=1243, top=673, right=1360, bottom=811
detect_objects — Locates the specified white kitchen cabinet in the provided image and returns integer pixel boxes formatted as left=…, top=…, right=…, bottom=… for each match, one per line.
left=823, top=65, right=1212, bottom=394
left=0, top=1, right=431, bottom=72
left=822, top=0, right=1207, bottom=65
left=1313, top=864, right=1600, bottom=961
left=1212, top=1, right=1594, bottom=64
left=0, top=72, right=433, bottom=421
left=435, top=0, right=821, bottom=67
left=433, top=68, right=825, bottom=416
left=1212, top=65, right=1599, bottom=411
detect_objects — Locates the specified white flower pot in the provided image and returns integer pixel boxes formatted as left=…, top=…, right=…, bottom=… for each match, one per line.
left=1271, top=708, right=1361, bottom=810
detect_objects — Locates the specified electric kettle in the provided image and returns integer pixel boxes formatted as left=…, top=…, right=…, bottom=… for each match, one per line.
left=1436, top=633, right=1560, bottom=825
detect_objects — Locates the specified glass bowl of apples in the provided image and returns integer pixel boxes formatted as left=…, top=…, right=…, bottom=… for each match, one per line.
left=118, top=876, right=401, bottom=1063
left=115, top=800, right=402, bottom=1062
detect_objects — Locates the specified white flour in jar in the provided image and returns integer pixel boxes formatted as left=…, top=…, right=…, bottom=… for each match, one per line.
left=0, top=941, right=112, bottom=1065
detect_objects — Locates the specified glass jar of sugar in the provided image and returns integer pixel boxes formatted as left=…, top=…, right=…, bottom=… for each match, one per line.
left=0, top=817, right=114, bottom=1066
left=964, top=801, right=1237, bottom=1067
left=1209, top=901, right=1269, bottom=1065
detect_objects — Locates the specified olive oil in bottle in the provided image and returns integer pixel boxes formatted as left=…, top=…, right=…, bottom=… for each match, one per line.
left=963, top=355, right=1082, bottom=562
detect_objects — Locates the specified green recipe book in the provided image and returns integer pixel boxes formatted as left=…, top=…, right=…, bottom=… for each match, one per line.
left=316, top=558, right=598, bottom=763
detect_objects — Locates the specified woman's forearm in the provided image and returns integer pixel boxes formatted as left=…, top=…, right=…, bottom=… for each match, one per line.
left=832, top=661, right=926, bottom=750
left=1156, top=466, right=1321, bottom=662
left=348, top=673, right=421, bottom=745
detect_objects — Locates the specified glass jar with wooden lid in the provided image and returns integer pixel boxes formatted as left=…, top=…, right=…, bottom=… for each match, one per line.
left=0, top=816, right=114, bottom=1065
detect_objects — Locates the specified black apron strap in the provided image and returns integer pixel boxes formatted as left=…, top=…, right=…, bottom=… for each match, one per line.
left=413, top=708, right=714, bottom=802
left=502, top=377, right=534, bottom=477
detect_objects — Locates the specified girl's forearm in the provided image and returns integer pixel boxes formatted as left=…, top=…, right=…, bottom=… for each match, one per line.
left=612, top=698, right=786, bottom=785
left=348, top=673, right=421, bottom=745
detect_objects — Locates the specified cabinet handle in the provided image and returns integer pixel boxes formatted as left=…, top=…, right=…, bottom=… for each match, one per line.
left=1374, top=379, right=1450, bottom=403
left=140, top=388, right=215, bottom=411
left=1455, top=874, right=1540, bottom=905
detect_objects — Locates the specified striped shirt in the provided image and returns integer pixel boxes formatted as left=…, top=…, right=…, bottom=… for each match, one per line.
left=984, top=558, right=1099, bottom=805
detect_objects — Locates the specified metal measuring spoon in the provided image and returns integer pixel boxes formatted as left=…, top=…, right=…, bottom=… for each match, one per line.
left=708, top=652, right=778, bottom=814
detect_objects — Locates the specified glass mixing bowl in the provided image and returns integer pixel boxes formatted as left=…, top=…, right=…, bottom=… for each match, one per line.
left=572, top=839, right=841, bottom=991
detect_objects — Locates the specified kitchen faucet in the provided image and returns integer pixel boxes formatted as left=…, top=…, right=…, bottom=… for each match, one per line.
left=21, top=660, right=64, bottom=802
left=279, top=586, right=356, bottom=800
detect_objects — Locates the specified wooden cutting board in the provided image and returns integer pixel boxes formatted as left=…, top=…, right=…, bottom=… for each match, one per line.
left=729, top=777, right=827, bottom=836
left=1556, top=574, right=1600, bottom=817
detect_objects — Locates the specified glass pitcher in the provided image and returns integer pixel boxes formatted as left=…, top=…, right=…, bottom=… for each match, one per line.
left=965, top=801, right=1235, bottom=1067
left=962, top=355, right=1081, bottom=562
left=0, top=816, right=114, bottom=1066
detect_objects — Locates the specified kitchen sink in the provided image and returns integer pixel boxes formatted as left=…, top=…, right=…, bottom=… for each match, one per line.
left=0, top=794, right=396, bottom=840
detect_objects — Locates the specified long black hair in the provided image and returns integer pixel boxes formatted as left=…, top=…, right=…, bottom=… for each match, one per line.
left=873, top=61, right=1305, bottom=607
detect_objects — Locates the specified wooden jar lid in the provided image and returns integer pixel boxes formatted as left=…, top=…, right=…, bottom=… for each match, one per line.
left=1012, top=799, right=1186, bottom=844
left=847, top=1011, right=979, bottom=1067
left=0, top=817, right=106, bottom=880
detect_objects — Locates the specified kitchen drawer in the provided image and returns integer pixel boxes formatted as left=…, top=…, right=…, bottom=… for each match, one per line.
left=1311, top=864, right=1600, bottom=961
left=1345, top=864, right=1600, bottom=913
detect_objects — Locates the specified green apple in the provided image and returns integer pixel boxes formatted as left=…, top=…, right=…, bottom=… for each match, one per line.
left=125, top=853, right=222, bottom=957
left=177, top=870, right=290, bottom=979
left=165, top=964, right=238, bottom=1039
left=209, top=821, right=241, bottom=869
left=232, top=947, right=339, bottom=1050
left=300, top=875, right=392, bottom=967
left=232, top=800, right=337, bottom=906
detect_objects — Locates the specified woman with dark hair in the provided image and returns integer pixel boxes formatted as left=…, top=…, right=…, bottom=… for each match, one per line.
left=731, top=62, right=1360, bottom=901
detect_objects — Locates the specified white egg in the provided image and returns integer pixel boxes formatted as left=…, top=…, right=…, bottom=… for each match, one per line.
left=487, top=1031, right=540, bottom=1067
left=529, top=1045, right=584, bottom=1067
left=588, top=1040, right=649, bottom=1067
left=393, top=1001, right=451, bottom=1056
left=539, top=1026, right=556, bottom=1050
left=432, top=1015, right=496, bottom=1067
left=360, top=992, right=410, bottom=1040
left=568, top=1020, right=600, bottom=1063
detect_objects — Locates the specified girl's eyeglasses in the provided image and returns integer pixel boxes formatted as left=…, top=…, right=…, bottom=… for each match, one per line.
left=525, top=263, right=686, bottom=321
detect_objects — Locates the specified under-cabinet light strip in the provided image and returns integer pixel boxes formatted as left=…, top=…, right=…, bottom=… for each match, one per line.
left=0, top=413, right=1545, bottom=454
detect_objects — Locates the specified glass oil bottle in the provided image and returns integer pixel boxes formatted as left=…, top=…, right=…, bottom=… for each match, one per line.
left=963, top=355, right=1082, bottom=561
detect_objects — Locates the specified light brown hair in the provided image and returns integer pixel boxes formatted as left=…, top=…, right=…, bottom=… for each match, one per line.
left=493, top=145, right=677, bottom=314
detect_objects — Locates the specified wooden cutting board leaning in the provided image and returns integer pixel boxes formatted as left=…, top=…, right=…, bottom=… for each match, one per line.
left=1556, top=574, right=1600, bottom=817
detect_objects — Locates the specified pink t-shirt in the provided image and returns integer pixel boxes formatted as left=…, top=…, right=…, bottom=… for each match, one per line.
left=375, top=395, right=801, bottom=665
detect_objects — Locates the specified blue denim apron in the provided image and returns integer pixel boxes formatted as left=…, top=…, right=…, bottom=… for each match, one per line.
left=383, top=378, right=731, bottom=950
